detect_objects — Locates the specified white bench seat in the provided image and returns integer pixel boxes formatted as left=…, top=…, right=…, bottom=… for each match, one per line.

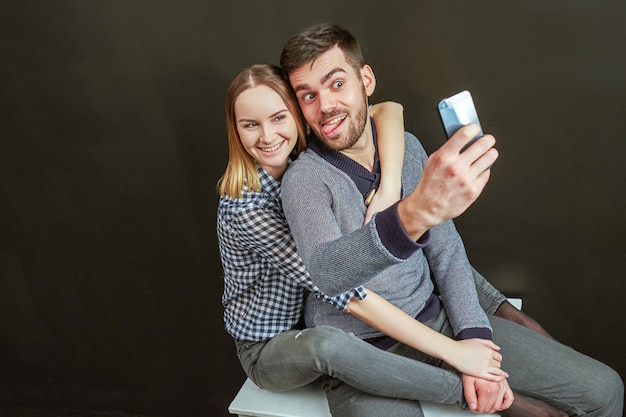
left=229, top=378, right=498, bottom=417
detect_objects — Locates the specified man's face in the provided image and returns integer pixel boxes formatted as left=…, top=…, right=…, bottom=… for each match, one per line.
left=288, top=46, right=374, bottom=152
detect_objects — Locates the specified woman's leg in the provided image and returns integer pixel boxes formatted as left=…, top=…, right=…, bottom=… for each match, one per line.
left=237, top=325, right=465, bottom=405
left=322, top=374, right=425, bottom=417
left=320, top=305, right=473, bottom=416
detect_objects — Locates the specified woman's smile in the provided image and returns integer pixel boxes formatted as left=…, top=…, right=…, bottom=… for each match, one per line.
left=259, top=139, right=286, bottom=154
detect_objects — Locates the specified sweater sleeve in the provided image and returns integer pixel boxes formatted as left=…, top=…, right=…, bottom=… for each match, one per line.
left=409, top=143, right=492, bottom=339
left=424, top=219, right=493, bottom=339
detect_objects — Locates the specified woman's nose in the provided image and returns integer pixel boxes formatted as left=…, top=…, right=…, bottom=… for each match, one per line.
left=260, top=126, right=275, bottom=143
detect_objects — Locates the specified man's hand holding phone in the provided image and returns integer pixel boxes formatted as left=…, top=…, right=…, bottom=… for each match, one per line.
left=438, top=90, right=483, bottom=151
left=396, top=94, right=498, bottom=241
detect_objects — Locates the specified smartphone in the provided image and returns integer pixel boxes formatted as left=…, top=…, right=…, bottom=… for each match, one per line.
left=438, top=90, right=482, bottom=152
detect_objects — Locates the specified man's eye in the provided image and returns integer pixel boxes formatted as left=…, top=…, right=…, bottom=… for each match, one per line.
left=302, top=93, right=315, bottom=102
left=332, top=80, right=344, bottom=89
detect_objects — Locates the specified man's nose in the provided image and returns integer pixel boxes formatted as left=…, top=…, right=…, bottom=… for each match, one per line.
left=318, top=90, right=336, bottom=113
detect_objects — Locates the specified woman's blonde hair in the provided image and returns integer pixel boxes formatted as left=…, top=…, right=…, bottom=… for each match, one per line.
left=218, top=64, right=307, bottom=198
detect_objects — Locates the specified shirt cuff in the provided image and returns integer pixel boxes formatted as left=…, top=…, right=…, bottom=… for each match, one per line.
left=375, top=202, right=430, bottom=260
left=353, top=286, right=368, bottom=301
left=455, top=327, right=493, bottom=341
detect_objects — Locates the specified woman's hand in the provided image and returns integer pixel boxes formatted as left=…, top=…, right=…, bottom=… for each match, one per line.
left=445, top=338, right=508, bottom=382
left=364, top=187, right=400, bottom=224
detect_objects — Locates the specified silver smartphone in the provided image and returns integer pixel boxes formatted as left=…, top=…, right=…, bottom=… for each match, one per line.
left=438, top=90, right=483, bottom=152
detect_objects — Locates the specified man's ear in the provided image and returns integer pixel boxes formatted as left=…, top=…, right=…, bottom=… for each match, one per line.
left=361, top=65, right=376, bottom=97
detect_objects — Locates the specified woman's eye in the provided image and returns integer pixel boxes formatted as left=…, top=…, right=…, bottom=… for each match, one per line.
left=244, top=122, right=257, bottom=129
left=274, top=114, right=287, bottom=122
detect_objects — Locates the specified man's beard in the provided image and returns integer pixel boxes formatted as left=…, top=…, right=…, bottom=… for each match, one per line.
left=316, top=99, right=368, bottom=152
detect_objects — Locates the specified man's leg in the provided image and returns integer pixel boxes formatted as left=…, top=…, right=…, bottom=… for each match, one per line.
left=471, top=266, right=507, bottom=315
left=490, top=315, right=624, bottom=417
left=471, top=266, right=576, bottom=415
left=238, top=325, right=466, bottom=404
left=471, top=266, right=554, bottom=338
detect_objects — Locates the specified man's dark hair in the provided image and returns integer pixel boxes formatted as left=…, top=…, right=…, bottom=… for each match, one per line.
left=280, top=23, right=365, bottom=78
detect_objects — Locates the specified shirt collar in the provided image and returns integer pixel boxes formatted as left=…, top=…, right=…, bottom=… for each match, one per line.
left=256, top=165, right=282, bottom=198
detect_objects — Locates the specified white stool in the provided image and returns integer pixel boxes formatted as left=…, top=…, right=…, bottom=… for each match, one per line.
left=228, top=378, right=498, bottom=417
left=229, top=299, right=522, bottom=416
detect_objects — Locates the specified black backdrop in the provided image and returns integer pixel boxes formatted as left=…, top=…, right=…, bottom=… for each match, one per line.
left=2, top=1, right=625, bottom=416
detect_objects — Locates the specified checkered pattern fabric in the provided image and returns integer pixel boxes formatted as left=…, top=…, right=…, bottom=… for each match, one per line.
left=218, top=166, right=366, bottom=341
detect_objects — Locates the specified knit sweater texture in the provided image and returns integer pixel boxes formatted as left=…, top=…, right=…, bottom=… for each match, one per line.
left=281, top=131, right=491, bottom=340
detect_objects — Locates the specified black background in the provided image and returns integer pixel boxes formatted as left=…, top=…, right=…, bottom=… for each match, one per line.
left=2, top=1, right=625, bottom=416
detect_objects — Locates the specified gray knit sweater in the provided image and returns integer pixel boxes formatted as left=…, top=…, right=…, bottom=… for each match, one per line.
left=281, top=131, right=491, bottom=340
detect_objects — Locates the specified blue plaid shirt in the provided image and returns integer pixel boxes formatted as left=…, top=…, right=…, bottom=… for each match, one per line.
left=218, top=166, right=367, bottom=341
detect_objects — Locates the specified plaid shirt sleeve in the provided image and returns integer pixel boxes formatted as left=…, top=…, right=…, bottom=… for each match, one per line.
left=230, top=204, right=366, bottom=311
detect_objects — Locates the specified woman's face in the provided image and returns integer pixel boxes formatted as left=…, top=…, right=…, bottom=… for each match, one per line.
left=234, top=85, right=299, bottom=180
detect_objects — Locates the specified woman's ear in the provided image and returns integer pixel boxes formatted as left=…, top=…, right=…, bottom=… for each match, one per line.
left=361, top=64, right=376, bottom=97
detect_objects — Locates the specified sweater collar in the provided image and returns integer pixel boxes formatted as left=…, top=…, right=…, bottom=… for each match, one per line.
left=307, top=118, right=381, bottom=184
left=308, top=118, right=380, bottom=200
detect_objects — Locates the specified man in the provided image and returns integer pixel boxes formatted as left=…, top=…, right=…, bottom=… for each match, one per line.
left=280, top=23, right=623, bottom=417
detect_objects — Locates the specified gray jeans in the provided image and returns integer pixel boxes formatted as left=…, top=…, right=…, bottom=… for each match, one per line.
left=323, top=302, right=624, bottom=417
left=235, top=269, right=623, bottom=416
left=236, top=268, right=501, bottom=400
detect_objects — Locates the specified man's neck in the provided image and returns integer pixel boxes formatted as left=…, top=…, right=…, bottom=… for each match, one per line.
left=339, top=117, right=375, bottom=171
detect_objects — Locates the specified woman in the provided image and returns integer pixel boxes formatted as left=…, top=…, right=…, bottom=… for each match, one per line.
left=217, top=64, right=505, bottom=405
